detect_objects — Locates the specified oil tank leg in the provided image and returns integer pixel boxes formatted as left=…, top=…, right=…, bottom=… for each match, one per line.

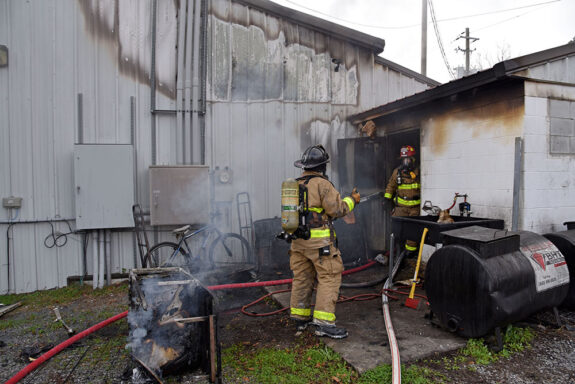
left=552, top=307, right=563, bottom=327
left=494, top=327, right=503, bottom=353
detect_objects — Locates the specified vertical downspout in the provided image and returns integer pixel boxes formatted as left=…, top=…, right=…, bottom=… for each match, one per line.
left=130, top=96, right=138, bottom=267
left=183, top=0, right=194, bottom=164
left=98, top=229, right=105, bottom=288
left=191, top=0, right=202, bottom=164
left=175, top=0, right=187, bottom=165
left=199, top=0, right=208, bottom=164
left=150, top=0, right=159, bottom=246
left=511, top=137, right=523, bottom=231
left=105, top=230, right=112, bottom=286
left=150, top=0, right=158, bottom=165
left=92, top=231, right=98, bottom=289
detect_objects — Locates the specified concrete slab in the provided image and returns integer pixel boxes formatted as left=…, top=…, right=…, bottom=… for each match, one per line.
left=266, top=264, right=467, bottom=373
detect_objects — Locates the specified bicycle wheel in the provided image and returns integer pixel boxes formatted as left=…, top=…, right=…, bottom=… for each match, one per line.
left=208, top=233, right=253, bottom=266
left=145, top=242, right=190, bottom=269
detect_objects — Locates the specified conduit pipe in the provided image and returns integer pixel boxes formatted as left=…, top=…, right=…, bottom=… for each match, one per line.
left=99, top=230, right=105, bottom=289
left=6, top=260, right=378, bottom=383
left=105, top=230, right=112, bottom=286
left=183, top=0, right=194, bottom=164
left=190, top=0, right=202, bottom=164
left=92, top=231, right=98, bottom=289
left=175, top=0, right=187, bottom=164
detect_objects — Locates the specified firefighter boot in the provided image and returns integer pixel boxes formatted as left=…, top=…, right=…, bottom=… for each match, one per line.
left=315, top=324, right=348, bottom=339
left=294, top=319, right=311, bottom=331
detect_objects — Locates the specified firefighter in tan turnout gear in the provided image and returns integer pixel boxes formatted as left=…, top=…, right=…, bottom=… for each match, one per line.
left=289, top=145, right=360, bottom=339
left=384, top=145, right=421, bottom=256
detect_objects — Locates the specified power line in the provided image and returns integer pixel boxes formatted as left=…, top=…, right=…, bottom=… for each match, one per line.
left=281, top=0, right=561, bottom=30
left=428, top=0, right=455, bottom=79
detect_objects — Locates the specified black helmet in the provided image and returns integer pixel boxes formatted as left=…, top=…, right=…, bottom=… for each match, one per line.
left=294, top=145, right=330, bottom=169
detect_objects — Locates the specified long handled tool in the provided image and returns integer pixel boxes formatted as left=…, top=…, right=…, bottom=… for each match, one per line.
left=405, top=227, right=429, bottom=309
left=342, top=191, right=384, bottom=224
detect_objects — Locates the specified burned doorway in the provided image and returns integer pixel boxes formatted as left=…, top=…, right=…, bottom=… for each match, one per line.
left=337, top=128, right=420, bottom=255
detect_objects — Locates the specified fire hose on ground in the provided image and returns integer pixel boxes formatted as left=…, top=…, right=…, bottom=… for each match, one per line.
left=6, top=259, right=384, bottom=383
left=383, top=233, right=405, bottom=384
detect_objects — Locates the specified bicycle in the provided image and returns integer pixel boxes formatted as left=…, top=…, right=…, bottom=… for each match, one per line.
left=144, top=223, right=253, bottom=272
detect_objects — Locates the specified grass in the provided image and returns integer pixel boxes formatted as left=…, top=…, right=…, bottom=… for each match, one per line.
left=0, top=282, right=128, bottom=309
left=222, top=325, right=536, bottom=383
left=461, top=325, right=535, bottom=366
left=223, top=342, right=444, bottom=384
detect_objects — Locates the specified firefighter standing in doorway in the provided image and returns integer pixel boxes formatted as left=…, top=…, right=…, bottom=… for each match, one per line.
left=384, top=145, right=421, bottom=256
left=289, top=144, right=360, bottom=339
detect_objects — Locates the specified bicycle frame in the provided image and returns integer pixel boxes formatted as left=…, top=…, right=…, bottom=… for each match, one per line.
left=173, top=224, right=228, bottom=263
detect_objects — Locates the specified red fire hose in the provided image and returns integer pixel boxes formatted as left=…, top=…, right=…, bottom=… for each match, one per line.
left=207, top=260, right=377, bottom=291
left=7, top=260, right=378, bottom=383
left=5, top=311, right=128, bottom=384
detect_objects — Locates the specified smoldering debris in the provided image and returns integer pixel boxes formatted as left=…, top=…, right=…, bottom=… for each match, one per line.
left=127, top=268, right=216, bottom=381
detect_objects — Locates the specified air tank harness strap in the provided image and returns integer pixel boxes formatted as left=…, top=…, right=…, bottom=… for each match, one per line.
left=297, top=174, right=336, bottom=243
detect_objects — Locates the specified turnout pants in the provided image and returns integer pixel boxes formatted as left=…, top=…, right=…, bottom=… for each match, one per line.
left=393, top=205, right=421, bottom=252
left=289, top=245, right=344, bottom=325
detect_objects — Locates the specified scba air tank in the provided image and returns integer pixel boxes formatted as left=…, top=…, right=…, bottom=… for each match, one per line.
left=425, top=226, right=570, bottom=338
left=281, top=178, right=300, bottom=234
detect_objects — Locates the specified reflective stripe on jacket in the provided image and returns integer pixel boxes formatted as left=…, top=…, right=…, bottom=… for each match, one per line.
left=385, top=167, right=421, bottom=208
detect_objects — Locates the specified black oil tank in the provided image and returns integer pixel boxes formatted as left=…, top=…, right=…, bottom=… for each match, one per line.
left=544, top=229, right=575, bottom=309
left=425, top=226, right=570, bottom=338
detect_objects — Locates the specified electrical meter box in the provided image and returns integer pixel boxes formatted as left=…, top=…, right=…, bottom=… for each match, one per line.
left=74, top=144, right=135, bottom=229
left=149, top=165, right=210, bottom=226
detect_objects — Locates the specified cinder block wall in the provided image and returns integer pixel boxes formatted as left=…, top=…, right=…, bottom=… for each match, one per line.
left=522, top=82, right=575, bottom=234
left=420, top=85, right=524, bottom=228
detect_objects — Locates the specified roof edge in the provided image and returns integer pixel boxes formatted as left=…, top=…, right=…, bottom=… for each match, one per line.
left=375, top=56, right=441, bottom=86
left=235, top=0, right=385, bottom=54
left=498, top=43, right=575, bottom=74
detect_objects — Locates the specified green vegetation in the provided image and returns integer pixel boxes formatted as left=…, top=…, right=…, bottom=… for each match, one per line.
left=224, top=343, right=358, bottom=383
left=359, top=364, right=445, bottom=384
left=223, top=342, right=444, bottom=384
left=0, top=282, right=127, bottom=309
left=461, top=325, right=535, bottom=366
left=222, top=325, right=535, bottom=383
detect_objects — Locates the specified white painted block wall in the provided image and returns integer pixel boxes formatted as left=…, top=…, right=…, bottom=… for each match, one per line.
left=420, top=102, right=523, bottom=229
left=522, top=82, right=575, bottom=234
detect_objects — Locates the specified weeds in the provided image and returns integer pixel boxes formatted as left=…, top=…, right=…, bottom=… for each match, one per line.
left=359, top=364, right=445, bottom=384
left=458, top=325, right=534, bottom=368
left=223, top=342, right=359, bottom=383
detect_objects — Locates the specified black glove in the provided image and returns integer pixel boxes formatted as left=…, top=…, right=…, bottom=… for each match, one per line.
left=383, top=198, right=393, bottom=209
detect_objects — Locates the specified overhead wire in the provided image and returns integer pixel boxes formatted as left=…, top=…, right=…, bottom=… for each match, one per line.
left=281, top=0, right=562, bottom=30
left=428, top=0, right=456, bottom=79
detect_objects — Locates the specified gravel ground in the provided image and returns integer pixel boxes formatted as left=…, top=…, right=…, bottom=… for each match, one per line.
left=1, top=281, right=575, bottom=383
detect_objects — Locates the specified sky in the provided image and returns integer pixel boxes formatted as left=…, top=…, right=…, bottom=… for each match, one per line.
left=269, top=0, right=575, bottom=83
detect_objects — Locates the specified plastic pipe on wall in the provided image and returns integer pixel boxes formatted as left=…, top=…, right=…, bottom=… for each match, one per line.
left=92, top=231, right=98, bottom=290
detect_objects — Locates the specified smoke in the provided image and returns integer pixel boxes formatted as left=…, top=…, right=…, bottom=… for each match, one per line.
left=127, top=270, right=213, bottom=378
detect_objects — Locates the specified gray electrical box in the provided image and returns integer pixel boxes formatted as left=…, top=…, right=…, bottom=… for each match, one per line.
left=149, top=165, right=210, bottom=226
left=74, top=144, right=134, bottom=229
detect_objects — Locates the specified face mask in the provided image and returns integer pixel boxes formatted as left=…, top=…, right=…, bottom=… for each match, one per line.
left=401, top=158, right=413, bottom=170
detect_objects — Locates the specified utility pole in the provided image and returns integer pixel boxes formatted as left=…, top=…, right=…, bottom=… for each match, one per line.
left=456, top=28, right=479, bottom=76
left=421, top=0, right=427, bottom=76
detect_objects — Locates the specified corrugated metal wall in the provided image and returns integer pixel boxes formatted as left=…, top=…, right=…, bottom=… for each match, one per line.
left=0, top=0, right=431, bottom=293
left=205, top=0, right=429, bottom=225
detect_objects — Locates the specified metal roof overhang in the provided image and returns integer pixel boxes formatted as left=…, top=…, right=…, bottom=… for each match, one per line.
left=236, top=0, right=386, bottom=54
left=350, top=43, right=575, bottom=124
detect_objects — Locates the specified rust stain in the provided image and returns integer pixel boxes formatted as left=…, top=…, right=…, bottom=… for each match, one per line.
left=77, top=0, right=175, bottom=99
